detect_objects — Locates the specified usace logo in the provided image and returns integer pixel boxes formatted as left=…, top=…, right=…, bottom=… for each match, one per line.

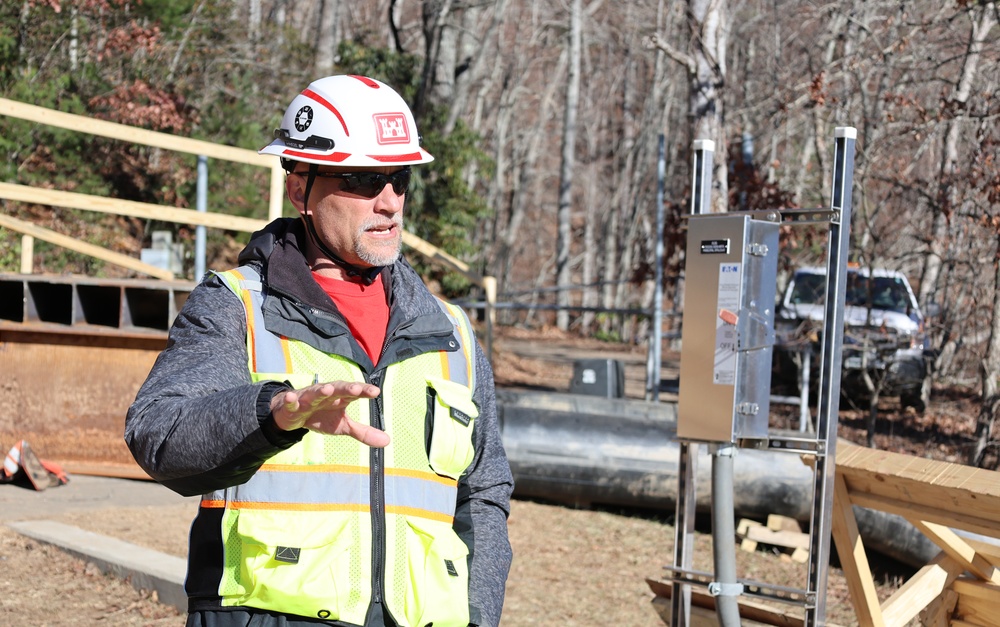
left=373, top=113, right=410, bottom=145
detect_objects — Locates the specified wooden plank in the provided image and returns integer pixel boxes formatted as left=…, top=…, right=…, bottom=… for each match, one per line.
left=0, top=213, right=174, bottom=280
left=952, top=577, right=1000, bottom=602
left=831, top=473, right=885, bottom=627
left=961, top=537, right=1000, bottom=567
left=848, top=491, right=1000, bottom=539
left=0, top=182, right=267, bottom=233
left=908, top=519, right=1000, bottom=584
left=0, top=97, right=271, bottom=166
left=836, top=443, right=1000, bottom=529
left=767, top=514, right=802, bottom=533
left=646, top=578, right=808, bottom=627
left=738, top=518, right=764, bottom=535
left=54, top=461, right=153, bottom=481
left=918, top=590, right=958, bottom=627
left=745, top=526, right=810, bottom=550
left=0, top=183, right=488, bottom=288
left=953, top=579, right=1000, bottom=627
left=879, top=553, right=963, bottom=627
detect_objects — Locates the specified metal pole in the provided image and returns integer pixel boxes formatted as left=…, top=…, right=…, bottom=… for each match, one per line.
left=647, top=134, right=666, bottom=401
left=195, top=155, right=208, bottom=281
left=671, top=138, right=714, bottom=627
left=806, top=127, right=856, bottom=625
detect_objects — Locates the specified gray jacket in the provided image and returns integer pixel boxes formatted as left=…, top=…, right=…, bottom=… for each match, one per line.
left=125, top=218, right=513, bottom=627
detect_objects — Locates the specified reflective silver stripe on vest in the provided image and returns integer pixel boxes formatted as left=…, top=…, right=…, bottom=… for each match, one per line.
left=384, top=473, right=458, bottom=519
left=225, top=467, right=370, bottom=505
left=435, top=300, right=473, bottom=389
left=231, top=267, right=288, bottom=374
left=205, top=468, right=456, bottom=520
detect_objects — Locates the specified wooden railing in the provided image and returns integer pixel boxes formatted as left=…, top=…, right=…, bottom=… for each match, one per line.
left=0, top=98, right=494, bottom=293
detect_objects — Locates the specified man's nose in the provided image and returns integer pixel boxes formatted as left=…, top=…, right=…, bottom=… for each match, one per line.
left=375, top=186, right=405, bottom=213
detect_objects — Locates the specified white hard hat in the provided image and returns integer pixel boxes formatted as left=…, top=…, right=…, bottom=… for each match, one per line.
left=260, top=75, right=434, bottom=169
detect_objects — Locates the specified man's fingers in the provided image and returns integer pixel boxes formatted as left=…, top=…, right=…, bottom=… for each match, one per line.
left=348, top=420, right=391, bottom=448
left=311, top=381, right=381, bottom=400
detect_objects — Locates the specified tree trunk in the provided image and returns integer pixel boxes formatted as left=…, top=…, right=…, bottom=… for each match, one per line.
left=556, top=0, right=582, bottom=331
left=314, top=0, right=340, bottom=77
left=920, top=3, right=996, bottom=308
left=973, top=233, right=1000, bottom=467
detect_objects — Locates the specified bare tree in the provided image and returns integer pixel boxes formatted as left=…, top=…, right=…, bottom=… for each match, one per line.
left=647, top=0, right=729, bottom=213
left=555, top=0, right=582, bottom=331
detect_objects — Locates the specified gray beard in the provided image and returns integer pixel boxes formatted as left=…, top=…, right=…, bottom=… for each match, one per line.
left=353, top=215, right=403, bottom=266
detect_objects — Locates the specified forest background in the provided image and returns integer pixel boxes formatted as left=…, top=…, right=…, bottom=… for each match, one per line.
left=1, top=0, right=999, bottom=463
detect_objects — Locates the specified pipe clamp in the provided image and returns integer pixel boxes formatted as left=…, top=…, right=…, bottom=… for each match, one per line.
left=708, top=582, right=744, bottom=597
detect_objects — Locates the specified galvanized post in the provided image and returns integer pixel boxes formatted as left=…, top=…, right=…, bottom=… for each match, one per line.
left=805, top=127, right=856, bottom=624
left=671, top=138, right=714, bottom=627
left=195, top=155, right=208, bottom=282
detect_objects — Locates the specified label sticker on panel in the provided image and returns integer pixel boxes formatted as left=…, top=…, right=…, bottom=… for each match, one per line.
left=713, top=263, right=741, bottom=385
left=701, top=239, right=730, bottom=254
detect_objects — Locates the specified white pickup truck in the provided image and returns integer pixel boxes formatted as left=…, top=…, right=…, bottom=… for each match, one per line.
left=773, top=266, right=932, bottom=411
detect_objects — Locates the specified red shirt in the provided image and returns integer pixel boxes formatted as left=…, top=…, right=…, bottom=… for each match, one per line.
left=312, top=272, right=389, bottom=365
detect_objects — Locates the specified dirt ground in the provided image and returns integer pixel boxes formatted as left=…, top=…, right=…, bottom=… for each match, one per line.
left=0, top=324, right=985, bottom=625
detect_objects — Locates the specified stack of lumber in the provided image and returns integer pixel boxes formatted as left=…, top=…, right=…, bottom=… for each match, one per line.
left=737, top=514, right=810, bottom=563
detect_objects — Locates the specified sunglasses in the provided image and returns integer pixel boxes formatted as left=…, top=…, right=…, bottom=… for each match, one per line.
left=308, top=167, right=412, bottom=198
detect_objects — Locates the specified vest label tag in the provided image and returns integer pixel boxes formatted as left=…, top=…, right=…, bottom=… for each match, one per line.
left=275, top=546, right=301, bottom=564
left=444, top=559, right=459, bottom=577
left=450, top=407, right=471, bottom=426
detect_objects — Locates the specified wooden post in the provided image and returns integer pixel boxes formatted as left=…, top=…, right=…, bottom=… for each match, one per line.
left=20, top=234, right=33, bottom=273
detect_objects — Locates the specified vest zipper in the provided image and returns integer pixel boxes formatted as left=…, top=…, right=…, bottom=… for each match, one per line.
left=368, top=366, right=386, bottom=609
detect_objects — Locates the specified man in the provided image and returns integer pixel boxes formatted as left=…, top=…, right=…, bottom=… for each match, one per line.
left=126, top=75, right=513, bottom=627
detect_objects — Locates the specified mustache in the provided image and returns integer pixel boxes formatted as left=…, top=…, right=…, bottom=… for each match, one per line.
left=359, top=215, right=403, bottom=231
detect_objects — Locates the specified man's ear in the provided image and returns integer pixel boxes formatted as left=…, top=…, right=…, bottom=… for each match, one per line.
left=286, top=173, right=308, bottom=216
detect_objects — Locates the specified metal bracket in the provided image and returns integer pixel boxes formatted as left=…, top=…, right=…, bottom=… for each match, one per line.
left=708, top=582, right=745, bottom=597
left=736, top=402, right=760, bottom=417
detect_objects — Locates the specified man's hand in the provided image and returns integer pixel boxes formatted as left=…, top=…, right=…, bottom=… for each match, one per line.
left=270, top=381, right=390, bottom=447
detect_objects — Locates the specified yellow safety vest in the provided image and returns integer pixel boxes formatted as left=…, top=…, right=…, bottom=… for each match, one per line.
left=210, top=267, right=478, bottom=626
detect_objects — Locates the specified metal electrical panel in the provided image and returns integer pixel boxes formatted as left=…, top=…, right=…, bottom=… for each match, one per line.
left=677, top=213, right=779, bottom=443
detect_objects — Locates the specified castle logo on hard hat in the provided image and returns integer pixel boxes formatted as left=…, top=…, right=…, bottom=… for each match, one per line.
left=294, top=106, right=313, bottom=132
left=373, top=113, right=410, bottom=145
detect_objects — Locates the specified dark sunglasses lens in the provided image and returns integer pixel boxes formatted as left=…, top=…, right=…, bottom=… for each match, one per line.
left=389, top=169, right=410, bottom=195
left=356, top=170, right=409, bottom=197
left=325, top=169, right=410, bottom=197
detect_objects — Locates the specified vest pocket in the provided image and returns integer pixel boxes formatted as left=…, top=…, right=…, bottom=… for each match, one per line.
left=403, top=517, right=471, bottom=627
left=229, top=510, right=362, bottom=621
left=425, top=376, right=478, bottom=480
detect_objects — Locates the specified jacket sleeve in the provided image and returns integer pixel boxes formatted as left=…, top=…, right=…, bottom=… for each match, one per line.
left=124, top=273, right=300, bottom=497
left=454, top=340, right=514, bottom=627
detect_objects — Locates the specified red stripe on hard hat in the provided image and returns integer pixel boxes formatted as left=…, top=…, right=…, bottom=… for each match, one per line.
left=281, top=148, right=351, bottom=162
left=368, top=152, right=426, bottom=163
left=302, top=89, right=349, bottom=137
left=349, top=75, right=381, bottom=89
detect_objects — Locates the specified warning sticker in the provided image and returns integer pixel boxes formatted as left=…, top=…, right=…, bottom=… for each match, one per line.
left=713, top=263, right=741, bottom=385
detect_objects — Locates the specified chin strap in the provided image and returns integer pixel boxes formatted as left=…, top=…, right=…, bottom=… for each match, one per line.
left=300, top=163, right=383, bottom=286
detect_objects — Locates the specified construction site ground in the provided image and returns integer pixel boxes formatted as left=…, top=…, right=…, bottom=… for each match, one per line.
left=1, top=324, right=982, bottom=625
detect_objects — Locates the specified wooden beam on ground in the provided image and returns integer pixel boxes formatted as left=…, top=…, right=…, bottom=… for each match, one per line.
left=645, top=578, right=813, bottom=627
left=54, top=461, right=153, bottom=481
left=0, top=214, right=173, bottom=280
